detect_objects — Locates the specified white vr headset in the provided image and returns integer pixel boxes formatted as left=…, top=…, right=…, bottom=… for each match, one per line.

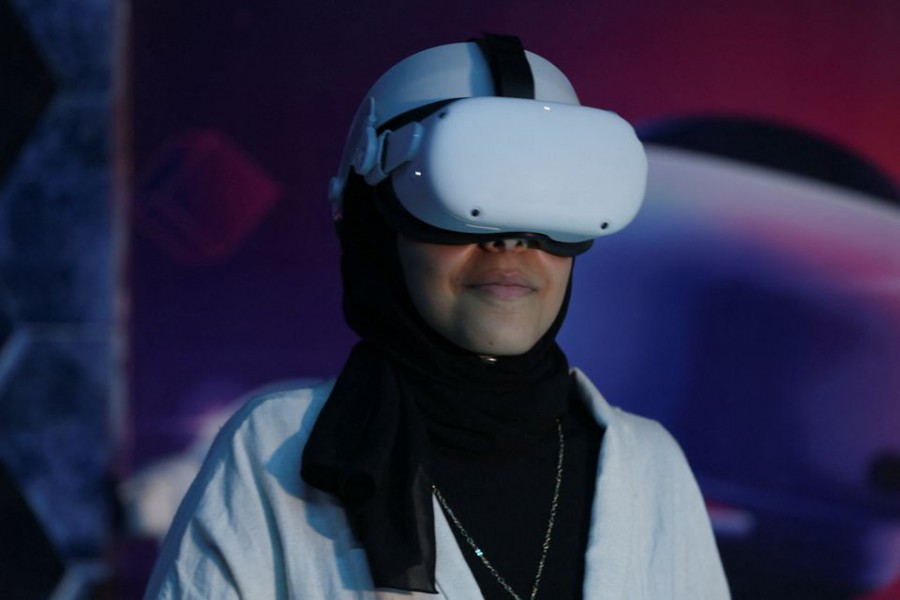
left=329, top=37, right=648, bottom=256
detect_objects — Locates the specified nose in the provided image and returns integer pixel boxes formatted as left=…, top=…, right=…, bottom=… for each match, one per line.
left=480, top=237, right=529, bottom=253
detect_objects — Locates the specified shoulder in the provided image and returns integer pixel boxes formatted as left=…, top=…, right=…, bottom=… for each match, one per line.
left=571, top=367, right=701, bottom=500
left=209, top=378, right=336, bottom=461
left=179, top=378, right=339, bottom=506
left=231, top=379, right=336, bottom=436
left=161, top=378, right=339, bottom=519
left=572, top=369, right=730, bottom=598
left=571, top=367, right=683, bottom=461
left=144, top=379, right=344, bottom=599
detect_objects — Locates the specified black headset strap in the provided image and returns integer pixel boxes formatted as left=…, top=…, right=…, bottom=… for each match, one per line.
left=471, top=34, right=535, bottom=99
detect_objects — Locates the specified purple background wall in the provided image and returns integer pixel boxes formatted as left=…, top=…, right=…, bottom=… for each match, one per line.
left=128, top=0, right=900, bottom=459
left=124, top=1, right=900, bottom=598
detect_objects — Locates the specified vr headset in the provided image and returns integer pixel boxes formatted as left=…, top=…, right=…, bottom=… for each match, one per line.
left=330, top=36, right=648, bottom=256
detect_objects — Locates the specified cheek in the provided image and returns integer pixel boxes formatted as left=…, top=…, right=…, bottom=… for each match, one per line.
left=542, top=257, right=573, bottom=322
left=397, top=242, right=466, bottom=327
left=409, top=269, right=454, bottom=325
left=551, top=257, right=573, bottom=301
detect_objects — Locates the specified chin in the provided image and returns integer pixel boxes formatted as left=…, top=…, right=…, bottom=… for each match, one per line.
left=459, top=330, right=540, bottom=357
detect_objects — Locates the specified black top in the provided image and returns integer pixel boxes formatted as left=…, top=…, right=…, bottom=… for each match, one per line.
left=432, top=382, right=604, bottom=600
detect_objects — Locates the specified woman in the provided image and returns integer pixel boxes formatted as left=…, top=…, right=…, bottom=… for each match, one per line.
left=145, top=35, right=729, bottom=599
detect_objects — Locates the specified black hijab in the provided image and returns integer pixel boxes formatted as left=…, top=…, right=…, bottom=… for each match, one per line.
left=301, top=175, right=573, bottom=592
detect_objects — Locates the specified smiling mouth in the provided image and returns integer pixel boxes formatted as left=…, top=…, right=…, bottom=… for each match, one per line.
left=467, top=273, right=537, bottom=300
left=472, top=283, right=535, bottom=300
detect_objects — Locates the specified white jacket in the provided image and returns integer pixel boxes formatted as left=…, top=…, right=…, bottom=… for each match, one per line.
left=145, top=369, right=730, bottom=599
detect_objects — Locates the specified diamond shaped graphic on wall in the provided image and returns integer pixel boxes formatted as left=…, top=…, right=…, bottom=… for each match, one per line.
left=0, top=0, right=58, bottom=186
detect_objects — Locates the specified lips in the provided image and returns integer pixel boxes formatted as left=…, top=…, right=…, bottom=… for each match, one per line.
left=465, top=271, right=538, bottom=300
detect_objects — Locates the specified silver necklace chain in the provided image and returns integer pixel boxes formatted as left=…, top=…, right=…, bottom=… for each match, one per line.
left=432, top=418, right=565, bottom=600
